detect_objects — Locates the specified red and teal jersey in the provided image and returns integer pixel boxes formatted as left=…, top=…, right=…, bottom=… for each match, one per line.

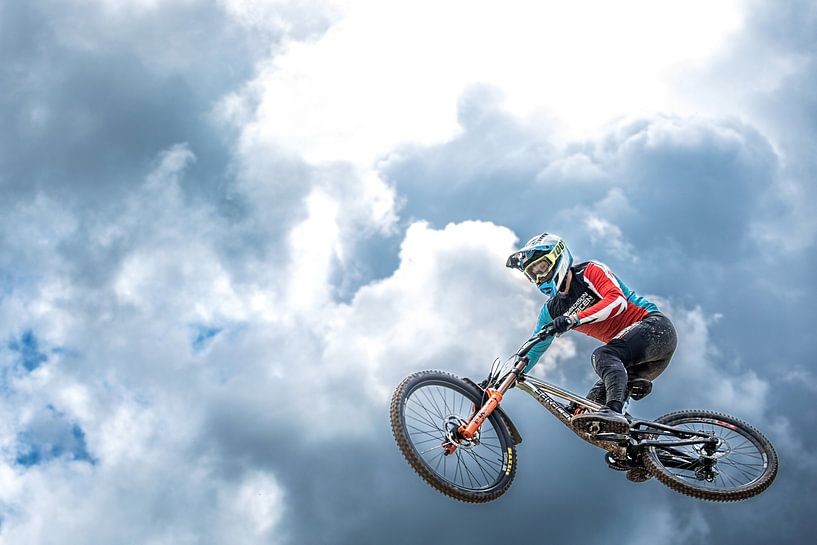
left=525, top=261, right=659, bottom=371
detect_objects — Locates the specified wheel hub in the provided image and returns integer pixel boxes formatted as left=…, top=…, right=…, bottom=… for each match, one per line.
left=442, top=415, right=480, bottom=453
left=694, top=436, right=730, bottom=459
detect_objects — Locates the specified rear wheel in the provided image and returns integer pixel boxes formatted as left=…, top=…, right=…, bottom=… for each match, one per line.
left=390, top=371, right=516, bottom=503
left=642, top=410, right=778, bottom=501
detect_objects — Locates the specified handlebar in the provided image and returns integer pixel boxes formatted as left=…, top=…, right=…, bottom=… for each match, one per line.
left=516, top=323, right=556, bottom=359
left=537, top=323, right=557, bottom=339
left=482, top=323, right=558, bottom=391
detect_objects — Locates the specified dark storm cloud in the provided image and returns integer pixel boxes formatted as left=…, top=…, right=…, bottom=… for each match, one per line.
left=201, top=377, right=690, bottom=545
left=0, top=0, right=338, bottom=290
left=1, top=1, right=252, bottom=203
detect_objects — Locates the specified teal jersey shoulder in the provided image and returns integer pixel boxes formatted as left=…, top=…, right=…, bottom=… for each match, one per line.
left=525, top=303, right=554, bottom=372
left=613, top=273, right=659, bottom=313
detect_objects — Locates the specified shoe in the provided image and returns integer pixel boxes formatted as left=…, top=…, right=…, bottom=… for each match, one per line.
left=571, top=407, right=630, bottom=434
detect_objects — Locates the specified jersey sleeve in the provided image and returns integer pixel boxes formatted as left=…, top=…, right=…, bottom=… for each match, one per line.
left=524, top=303, right=555, bottom=372
left=575, top=261, right=628, bottom=325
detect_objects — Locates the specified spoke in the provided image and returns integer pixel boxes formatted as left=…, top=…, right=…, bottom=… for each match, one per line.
left=406, top=424, right=443, bottom=440
left=405, top=404, right=440, bottom=429
left=411, top=436, right=445, bottom=446
left=438, top=386, right=453, bottom=418
left=457, top=450, right=480, bottom=488
left=458, top=389, right=467, bottom=418
left=718, top=460, right=758, bottom=482
left=453, top=452, right=464, bottom=486
left=426, top=449, right=445, bottom=469
left=730, top=445, right=762, bottom=455
left=421, top=386, right=446, bottom=420
left=431, top=386, right=451, bottom=419
left=405, top=412, right=440, bottom=431
left=467, top=448, right=503, bottom=471
left=421, top=444, right=447, bottom=455
left=463, top=448, right=496, bottom=483
left=476, top=442, right=502, bottom=455
left=721, top=466, right=741, bottom=488
left=730, top=445, right=762, bottom=456
left=407, top=397, right=441, bottom=429
left=720, top=458, right=763, bottom=471
left=413, top=392, right=445, bottom=427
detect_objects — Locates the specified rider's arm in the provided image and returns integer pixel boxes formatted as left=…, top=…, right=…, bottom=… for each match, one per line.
left=524, top=304, right=555, bottom=373
left=574, top=261, right=628, bottom=326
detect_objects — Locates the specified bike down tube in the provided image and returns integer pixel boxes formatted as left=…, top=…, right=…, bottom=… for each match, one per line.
left=519, top=375, right=605, bottom=412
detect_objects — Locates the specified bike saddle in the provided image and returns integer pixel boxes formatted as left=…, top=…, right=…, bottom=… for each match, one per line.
left=627, top=378, right=653, bottom=401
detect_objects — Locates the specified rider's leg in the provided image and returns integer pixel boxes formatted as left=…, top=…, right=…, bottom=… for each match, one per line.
left=572, top=313, right=675, bottom=433
left=585, top=380, right=607, bottom=404
left=591, top=342, right=630, bottom=413
left=595, top=312, right=677, bottom=399
left=566, top=380, right=606, bottom=415
left=570, top=342, right=631, bottom=432
left=621, top=313, right=677, bottom=384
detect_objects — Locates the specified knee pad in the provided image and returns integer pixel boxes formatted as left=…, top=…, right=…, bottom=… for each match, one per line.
left=591, top=345, right=619, bottom=373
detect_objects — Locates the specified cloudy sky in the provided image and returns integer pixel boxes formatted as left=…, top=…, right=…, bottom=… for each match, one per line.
left=1, top=0, right=815, bottom=543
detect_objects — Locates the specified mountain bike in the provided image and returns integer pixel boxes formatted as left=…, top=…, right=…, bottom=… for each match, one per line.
left=390, top=324, right=778, bottom=503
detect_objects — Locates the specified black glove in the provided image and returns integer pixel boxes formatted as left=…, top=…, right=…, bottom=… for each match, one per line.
left=552, top=314, right=578, bottom=334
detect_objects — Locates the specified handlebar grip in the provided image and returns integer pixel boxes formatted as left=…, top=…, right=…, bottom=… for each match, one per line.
left=538, top=323, right=556, bottom=338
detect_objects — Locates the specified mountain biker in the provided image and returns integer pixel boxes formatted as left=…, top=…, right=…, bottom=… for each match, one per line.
left=506, top=233, right=677, bottom=434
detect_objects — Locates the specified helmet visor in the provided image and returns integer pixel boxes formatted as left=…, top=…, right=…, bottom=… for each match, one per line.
left=523, top=253, right=557, bottom=284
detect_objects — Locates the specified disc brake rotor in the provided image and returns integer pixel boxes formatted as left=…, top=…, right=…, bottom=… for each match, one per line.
left=444, top=415, right=480, bottom=449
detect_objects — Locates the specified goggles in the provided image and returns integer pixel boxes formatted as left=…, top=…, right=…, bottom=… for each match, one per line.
left=508, top=239, right=565, bottom=284
left=523, top=253, right=557, bottom=284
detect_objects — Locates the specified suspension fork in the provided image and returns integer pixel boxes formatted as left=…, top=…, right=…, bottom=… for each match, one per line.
left=458, top=360, right=526, bottom=440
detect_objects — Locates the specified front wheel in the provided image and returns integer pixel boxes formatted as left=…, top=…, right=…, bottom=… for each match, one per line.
left=390, top=371, right=516, bottom=503
left=642, top=410, right=778, bottom=502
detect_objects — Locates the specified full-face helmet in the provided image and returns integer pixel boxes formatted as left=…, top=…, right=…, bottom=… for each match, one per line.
left=506, top=233, right=573, bottom=297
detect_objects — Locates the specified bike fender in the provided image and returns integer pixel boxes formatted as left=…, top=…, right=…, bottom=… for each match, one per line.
left=462, top=377, right=523, bottom=445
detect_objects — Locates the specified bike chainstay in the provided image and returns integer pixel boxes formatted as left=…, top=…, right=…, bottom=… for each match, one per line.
left=629, top=419, right=718, bottom=449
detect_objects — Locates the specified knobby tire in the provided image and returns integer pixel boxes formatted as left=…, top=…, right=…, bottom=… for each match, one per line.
left=390, top=371, right=516, bottom=503
left=642, top=410, right=778, bottom=502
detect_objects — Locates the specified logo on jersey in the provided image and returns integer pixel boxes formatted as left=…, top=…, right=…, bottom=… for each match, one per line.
left=567, top=292, right=595, bottom=315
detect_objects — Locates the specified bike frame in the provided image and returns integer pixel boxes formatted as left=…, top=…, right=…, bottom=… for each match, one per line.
left=456, top=328, right=718, bottom=461
left=516, top=373, right=629, bottom=458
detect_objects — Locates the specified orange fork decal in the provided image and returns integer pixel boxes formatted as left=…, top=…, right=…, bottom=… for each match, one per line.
left=459, top=388, right=504, bottom=439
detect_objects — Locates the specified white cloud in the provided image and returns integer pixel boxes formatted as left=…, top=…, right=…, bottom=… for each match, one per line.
left=243, top=0, right=744, bottom=164
left=216, top=471, right=286, bottom=543
left=325, top=221, right=536, bottom=396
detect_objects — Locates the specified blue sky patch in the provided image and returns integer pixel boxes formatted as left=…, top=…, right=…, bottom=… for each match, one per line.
left=15, top=406, right=95, bottom=467
left=8, top=330, right=48, bottom=371
left=192, top=326, right=222, bottom=352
